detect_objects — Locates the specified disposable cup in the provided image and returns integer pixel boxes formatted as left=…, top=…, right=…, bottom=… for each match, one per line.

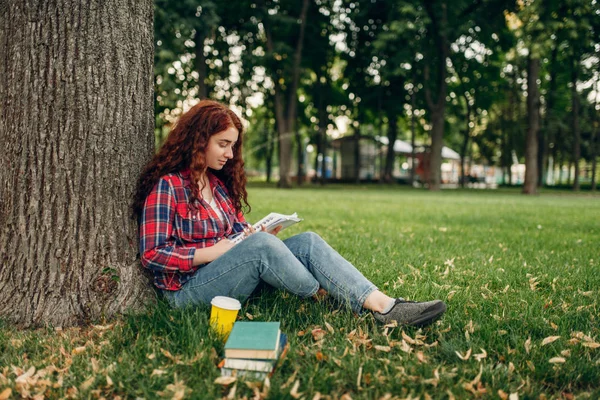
left=210, top=296, right=241, bottom=339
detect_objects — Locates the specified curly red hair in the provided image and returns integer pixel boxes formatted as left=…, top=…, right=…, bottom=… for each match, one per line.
left=132, top=100, right=249, bottom=220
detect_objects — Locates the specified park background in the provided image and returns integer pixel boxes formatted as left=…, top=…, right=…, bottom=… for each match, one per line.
left=1, top=0, right=599, bottom=399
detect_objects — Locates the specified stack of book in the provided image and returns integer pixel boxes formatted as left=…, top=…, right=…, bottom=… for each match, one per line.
left=219, top=321, right=289, bottom=380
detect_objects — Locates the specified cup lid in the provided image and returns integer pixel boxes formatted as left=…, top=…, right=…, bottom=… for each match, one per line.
left=211, top=296, right=241, bottom=310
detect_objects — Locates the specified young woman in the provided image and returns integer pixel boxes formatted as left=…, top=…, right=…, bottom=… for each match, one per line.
left=132, top=100, right=446, bottom=326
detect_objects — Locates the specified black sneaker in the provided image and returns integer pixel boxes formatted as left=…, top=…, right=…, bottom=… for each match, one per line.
left=373, top=298, right=447, bottom=327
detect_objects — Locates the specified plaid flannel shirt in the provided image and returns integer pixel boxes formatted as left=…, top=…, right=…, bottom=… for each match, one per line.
left=139, top=169, right=248, bottom=290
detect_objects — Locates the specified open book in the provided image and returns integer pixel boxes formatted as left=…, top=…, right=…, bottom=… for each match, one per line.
left=229, top=212, right=302, bottom=244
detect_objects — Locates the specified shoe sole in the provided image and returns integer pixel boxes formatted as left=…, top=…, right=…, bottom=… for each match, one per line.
left=406, top=301, right=447, bottom=327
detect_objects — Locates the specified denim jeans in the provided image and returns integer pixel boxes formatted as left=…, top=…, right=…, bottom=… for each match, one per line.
left=162, top=231, right=377, bottom=314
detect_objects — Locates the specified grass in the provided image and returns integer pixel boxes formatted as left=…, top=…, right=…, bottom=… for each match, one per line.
left=1, top=186, right=599, bottom=399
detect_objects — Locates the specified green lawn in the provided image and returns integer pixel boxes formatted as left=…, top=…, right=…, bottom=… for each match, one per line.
left=1, top=186, right=599, bottom=399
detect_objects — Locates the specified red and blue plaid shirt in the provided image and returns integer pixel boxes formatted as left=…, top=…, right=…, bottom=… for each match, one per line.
left=139, top=169, right=248, bottom=291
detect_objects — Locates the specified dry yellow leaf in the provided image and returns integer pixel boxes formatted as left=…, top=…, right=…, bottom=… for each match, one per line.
left=402, top=331, right=416, bottom=345
left=524, top=337, right=532, bottom=354
left=550, top=321, right=558, bottom=330
left=72, top=346, right=86, bottom=355
left=416, top=351, right=427, bottom=363
left=582, top=342, right=600, bottom=349
left=290, top=380, right=302, bottom=399
left=399, top=340, right=413, bottom=354
left=214, top=376, right=237, bottom=385
left=0, top=388, right=12, bottom=400
left=541, top=336, right=560, bottom=346
left=374, top=345, right=391, bottom=352
left=549, top=357, right=566, bottom=364
left=325, top=321, right=335, bottom=334
left=106, top=375, right=113, bottom=387
left=456, top=348, right=472, bottom=361
left=80, top=376, right=95, bottom=391
left=447, top=290, right=457, bottom=300
left=509, top=393, right=519, bottom=400
left=497, top=389, right=508, bottom=400
left=474, top=348, right=487, bottom=361
left=311, top=328, right=327, bottom=341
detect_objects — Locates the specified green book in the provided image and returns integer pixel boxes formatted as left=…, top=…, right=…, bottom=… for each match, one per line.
left=224, top=321, right=281, bottom=359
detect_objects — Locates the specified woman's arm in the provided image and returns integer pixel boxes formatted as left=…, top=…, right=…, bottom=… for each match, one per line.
left=139, top=178, right=197, bottom=273
left=191, top=239, right=234, bottom=265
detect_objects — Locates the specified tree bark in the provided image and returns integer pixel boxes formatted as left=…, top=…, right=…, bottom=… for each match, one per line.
left=523, top=55, right=540, bottom=194
left=423, top=0, right=449, bottom=191
left=591, top=79, right=599, bottom=192
left=263, top=0, right=309, bottom=188
left=571, top=61, right=581, bottom=191
left=409, top=85, right=417, bottom=185
left=0, top=1, right=155, bottom=327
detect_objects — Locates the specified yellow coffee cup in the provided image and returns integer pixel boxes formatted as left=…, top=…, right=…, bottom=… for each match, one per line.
left=210, top=296, right=242, bottom=339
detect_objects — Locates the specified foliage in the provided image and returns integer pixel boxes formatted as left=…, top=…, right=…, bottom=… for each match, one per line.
left=1, top=186, right=599, bottom=398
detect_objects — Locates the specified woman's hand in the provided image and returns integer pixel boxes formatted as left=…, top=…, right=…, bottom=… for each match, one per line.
left=192, top=238, right=235, bottom=265
left=258, top=224, right=283, bottom=236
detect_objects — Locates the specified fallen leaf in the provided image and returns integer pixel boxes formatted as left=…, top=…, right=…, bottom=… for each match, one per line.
left=401, top=331, right=416, bottom=345
left=497, top=389, right=508, bottom=400
left=245, top=313, right=254, bottom=320
left=374, top=345, right=391, bottom=352
left=214, top=376, right=237, bottom=385
left=225, top=383, right=236, bottom=400
left=526, top=361, right=535, bottom=371
left=582, top=342, right=600, bottom=349
left=106, top=375, right=113, bottom=387
left=72, top=346, right=86, bottom=355
left=324, top=321, right=335, bottom=334
left=80, top=376, right=95, bottom=391
left=0, top=388, right=11, bottom=400
left=524, top=337, right=532, bottom=354
left=549, top=357, right=566, bottom=364
left=447, top=291, right=457, bottom=300
left=315, top=351, right=326, bottom=362
left=152, top=369, right=167, bottom=376
left=311, top=328, right=326, bottom=341
left=456, top=348, right=472, bottom=361
left=92, top=324, right=114, bottom=331
left=399, top=340, right=413, bottom=354
left=91, top=357, right=99, bottom=373
left=542, top=336, right=560, bottom=346
left=416, top=351, right=427, bottom=363
left=474, top=348, right=487, bottom=361
left=290, top=380, right=302, bottom=399
left=509, top=393, right=519, bottom=400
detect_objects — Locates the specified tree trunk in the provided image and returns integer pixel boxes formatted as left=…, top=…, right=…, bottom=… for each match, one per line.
left=459, top=91, right=472, bottom=188
left=296, top=129, right=304, bottom=185
left=591, top=79, right=599, bottom=192
left=523, top=55, right=540, bottom=195
left=409, top=87, right=417, bottom=185
left=571, top=63, right=581, bottom=191
left=383, top=112, right=398, bottom=183
left=0, top=1, right=155, bottom=327
left=263, top=0, right=309, bottom=188
left=423, top=1, right=449, bottom=191
left=265, top=128, right=274, bottom=183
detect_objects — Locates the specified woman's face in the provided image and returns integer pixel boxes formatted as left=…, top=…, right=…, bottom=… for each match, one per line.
left=205, top=126, right=239, bottom=170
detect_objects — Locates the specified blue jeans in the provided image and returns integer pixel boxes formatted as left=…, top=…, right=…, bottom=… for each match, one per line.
left=162, top=232, right=377, bottom=314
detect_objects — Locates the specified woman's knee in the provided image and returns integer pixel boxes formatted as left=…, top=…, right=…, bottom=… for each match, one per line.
left=245, top=231, right=287, bottom=252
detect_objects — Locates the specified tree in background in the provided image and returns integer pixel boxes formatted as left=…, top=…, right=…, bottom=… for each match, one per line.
left=0, top=1, right=154, bottom=327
